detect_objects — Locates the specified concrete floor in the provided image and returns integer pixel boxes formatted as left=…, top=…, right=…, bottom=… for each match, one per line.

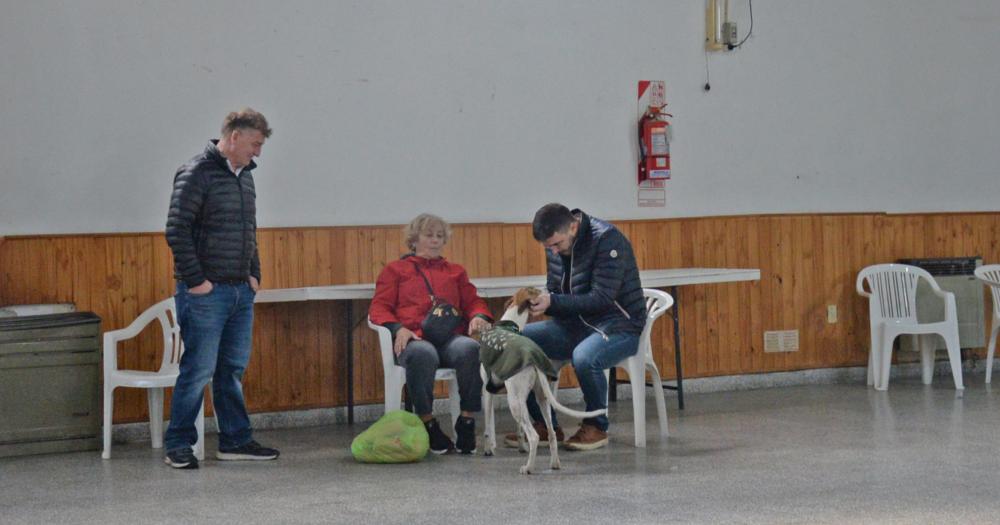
left=3, top=377, right=1000, bottom=524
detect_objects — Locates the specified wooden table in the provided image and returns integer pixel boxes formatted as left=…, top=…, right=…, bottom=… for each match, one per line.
left=255, top=268, right=760, bottom=422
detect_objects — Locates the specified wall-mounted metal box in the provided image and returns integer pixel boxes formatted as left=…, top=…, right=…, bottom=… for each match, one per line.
left=0, top=312, right=101, bottom=457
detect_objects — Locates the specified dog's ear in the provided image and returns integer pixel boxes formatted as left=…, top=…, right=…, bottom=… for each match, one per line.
left=503, top=297, right=515, bottom=311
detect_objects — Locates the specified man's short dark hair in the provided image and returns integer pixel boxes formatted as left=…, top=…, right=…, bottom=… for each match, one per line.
left=532, top=203, right=575, bottom=241
left=221, top=108, right=272, bottom=138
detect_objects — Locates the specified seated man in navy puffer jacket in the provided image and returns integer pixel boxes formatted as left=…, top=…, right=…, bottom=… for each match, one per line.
left=503, top=203, right=646, bottom=451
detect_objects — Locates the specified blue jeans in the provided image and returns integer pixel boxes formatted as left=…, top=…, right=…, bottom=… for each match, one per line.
left=164, top=281, right=256, bottom=452
left=523, top=320, right=639, bottom=432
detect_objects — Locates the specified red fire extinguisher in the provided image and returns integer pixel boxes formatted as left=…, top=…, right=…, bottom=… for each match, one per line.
left=638, top=104, right=672, bottom=183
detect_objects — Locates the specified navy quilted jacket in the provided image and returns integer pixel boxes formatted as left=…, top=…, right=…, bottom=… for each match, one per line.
left=166, top=141, right=261, bottom=287
left=545, top=211, right=646, bottom=335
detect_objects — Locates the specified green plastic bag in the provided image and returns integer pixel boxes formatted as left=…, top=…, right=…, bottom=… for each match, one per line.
left=351, top=410, right=429, bottom=463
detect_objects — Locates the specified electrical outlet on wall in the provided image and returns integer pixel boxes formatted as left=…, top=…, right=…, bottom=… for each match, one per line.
left=827, top=305, right=838, bottom=324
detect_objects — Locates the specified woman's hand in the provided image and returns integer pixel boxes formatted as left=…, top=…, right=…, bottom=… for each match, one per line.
left=393, top=327, right=421, bottom=355
left=468, top=316, right=492, bottom=336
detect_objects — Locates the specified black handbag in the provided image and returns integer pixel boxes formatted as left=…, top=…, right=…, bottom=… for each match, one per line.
left=410, top=260, right=462, bottom=347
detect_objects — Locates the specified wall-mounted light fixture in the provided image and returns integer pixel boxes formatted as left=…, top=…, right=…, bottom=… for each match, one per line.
left=705, top=0, right=739, bottom=52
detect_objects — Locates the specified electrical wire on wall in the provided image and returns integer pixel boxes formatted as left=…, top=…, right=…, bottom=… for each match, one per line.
left=728, top=0, right=753, bottom=50
left=704, top=50, right=712, bottom=91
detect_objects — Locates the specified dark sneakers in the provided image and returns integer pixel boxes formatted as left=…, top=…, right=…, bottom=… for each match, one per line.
left=216, top=440, right=280, bottom=461
left=164, top=448, right=199, bottom=469
left=424, top=418, right=455, bottom=455
left=454, top=416, right=476, bottom=455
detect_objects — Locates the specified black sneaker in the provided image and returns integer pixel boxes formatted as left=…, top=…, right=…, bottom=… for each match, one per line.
left=164, top=448, right=199, bottom=469
left=424, top=419, right=455, bottom=455
left=454, top=416, right=476, bottom=455
left=216, top=440, right=280, bottom=461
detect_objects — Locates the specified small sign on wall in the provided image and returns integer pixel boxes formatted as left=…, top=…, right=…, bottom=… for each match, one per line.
left=638, top=180, right=666, bottom=207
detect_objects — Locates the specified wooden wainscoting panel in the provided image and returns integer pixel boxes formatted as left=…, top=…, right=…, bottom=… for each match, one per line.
left=2, top=213, right=999, bottom=423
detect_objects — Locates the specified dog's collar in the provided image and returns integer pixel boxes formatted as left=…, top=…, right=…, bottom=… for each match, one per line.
left=493, top=320, right=521, bottom=333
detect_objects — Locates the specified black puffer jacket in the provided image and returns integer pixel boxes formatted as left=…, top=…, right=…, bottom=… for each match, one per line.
left=166, top=141, right=261, bottom=288
left=545, top=211, right=646, bottom=335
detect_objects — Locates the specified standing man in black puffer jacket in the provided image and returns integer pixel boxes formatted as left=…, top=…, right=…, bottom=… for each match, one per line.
left=503, top=203, right=646, bottom=451
left=162, top=109, right=279, bottom=469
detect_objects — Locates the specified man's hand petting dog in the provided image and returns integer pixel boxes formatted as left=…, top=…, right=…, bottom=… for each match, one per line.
left=529, top=292, right=551, bottom=315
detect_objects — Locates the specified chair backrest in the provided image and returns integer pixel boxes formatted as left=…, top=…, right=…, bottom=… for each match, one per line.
left=975, top=264, right=1000, bottom=317
left=152, top=298, right=182, bottom=374
left=856, top=264, right=933, bottom=323
left=640, top=288, right=675, bottom=354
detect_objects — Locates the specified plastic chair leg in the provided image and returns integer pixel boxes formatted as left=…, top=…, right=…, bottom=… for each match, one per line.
left=943, top=328, right=964, bottom=390
left=917, top=335, right=935, bottom=385
left=384, top=372, right=404, bottom=415
left=102, top=386, right=114, bottom=459
left=628, top=360, right=647, bottom=448
left=148, top=387, right=164, bottom=449
left=868, top=326, right=881, bottom=388
left=877, top=330, right=895, bottom=391
left=448, top=377, right=461, bottom=428
left=647, top=362, right=669, bottom=439
left=602, top=368, right=615, bottom=423
left=987, top=322, right=999, bottom=384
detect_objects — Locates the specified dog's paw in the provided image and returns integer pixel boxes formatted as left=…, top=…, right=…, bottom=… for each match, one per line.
left=483, top=449, right=494, bottom=457
left=550, top=458, right=561, bottom=470
left=519, top=465, right=532, bottom=475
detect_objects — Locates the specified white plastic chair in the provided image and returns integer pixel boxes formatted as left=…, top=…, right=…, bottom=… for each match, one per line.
left=367, top=318, right=461, bottom=426
left=549, top=288, right=673, bottom=447
left=856, top=264, right=964, bottom=391
left=974, top=265, right=1000, bottom=383
left=102, top=298, right=205, bottom=459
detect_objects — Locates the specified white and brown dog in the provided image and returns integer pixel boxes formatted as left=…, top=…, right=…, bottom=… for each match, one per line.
left=479, top=287, right=607, bottom=474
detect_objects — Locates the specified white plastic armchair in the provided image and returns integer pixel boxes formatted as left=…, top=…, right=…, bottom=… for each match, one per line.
left=549, top=288, right=673, bottom=447
left=367, top=318, right=461, bottom=427
left=974, top=265, right=1000, bottom=383
left=856, top=264, right=964, bottom=391
left=102, top=298, right=204, bottom=459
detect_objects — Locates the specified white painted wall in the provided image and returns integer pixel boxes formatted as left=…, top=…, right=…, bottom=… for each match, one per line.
left=1, top=1, right=997, bottom=235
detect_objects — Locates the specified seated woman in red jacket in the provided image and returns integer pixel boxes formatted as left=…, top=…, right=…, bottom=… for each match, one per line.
left=369, top=213, right=492, bottom=455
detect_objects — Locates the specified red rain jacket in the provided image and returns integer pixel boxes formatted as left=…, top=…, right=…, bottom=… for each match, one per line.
left=369, top=255, right=491, bottom=339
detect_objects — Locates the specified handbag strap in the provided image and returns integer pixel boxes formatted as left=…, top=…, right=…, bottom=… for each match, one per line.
left=409, top=258, right=438, bottom=300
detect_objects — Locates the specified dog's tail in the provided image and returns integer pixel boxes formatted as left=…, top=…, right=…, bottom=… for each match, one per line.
left=534, top=369, right=607, bottom=419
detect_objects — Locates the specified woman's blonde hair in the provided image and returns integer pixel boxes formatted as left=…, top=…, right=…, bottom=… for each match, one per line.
left=404, top=213, right=452, bottom=251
